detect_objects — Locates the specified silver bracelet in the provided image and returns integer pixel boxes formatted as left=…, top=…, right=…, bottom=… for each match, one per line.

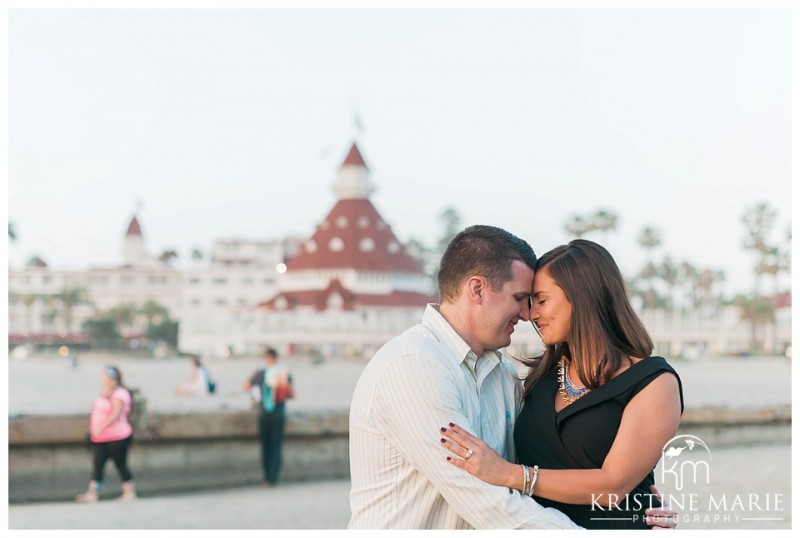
left=529, top=465, right=540, bottom=496
left=521, top=464, right=530, bottom=496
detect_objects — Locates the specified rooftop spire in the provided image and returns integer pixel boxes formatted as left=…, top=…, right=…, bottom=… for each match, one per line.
left=341, top=143, right=368, bottom=170
left=125, top=216, right=142, bottom=237
left=333, top=142, right=374, bottom=200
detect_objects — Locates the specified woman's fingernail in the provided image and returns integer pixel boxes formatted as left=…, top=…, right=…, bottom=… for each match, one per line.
left=446, top=457, right=451, bottom=461
left=440, top=438, right=446, bottom=443
left=449, top=422, right=455, bottom=427
left=440, top=427, right=446, bottom=432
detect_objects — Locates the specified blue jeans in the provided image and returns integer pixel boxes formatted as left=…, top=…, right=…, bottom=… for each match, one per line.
left=258, top=407, right=285, bottom=484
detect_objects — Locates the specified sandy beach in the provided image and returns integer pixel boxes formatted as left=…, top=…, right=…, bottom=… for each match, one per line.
left=8, top=352, right=791, bottom=416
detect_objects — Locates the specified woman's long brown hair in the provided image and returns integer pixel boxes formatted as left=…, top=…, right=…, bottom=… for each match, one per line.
left=522, top=239, right=653, bottom=396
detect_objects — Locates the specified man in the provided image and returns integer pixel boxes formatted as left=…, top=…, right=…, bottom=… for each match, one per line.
left=243, top=348, right=294, bottom=486
left=349, top=225, right=580, bottom=529
left=348, top=225, right=672, bottom=529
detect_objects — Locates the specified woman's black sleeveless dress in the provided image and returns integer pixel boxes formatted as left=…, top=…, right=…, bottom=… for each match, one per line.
left=514, top=356, right=684, bottom=529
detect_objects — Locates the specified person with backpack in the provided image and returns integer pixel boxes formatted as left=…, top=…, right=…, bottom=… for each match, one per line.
left=75, top=364, right=137, bottom=503
left=175, top=355, right=214, bottom=396
left=243, top=348, right=294, bottom=486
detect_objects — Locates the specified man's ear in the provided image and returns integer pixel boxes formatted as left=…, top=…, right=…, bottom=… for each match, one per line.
left=466, top=276, right=487, bottom=305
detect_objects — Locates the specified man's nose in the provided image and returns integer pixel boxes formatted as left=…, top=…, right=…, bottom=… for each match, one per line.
left=520, top=301, right=532, bottom=322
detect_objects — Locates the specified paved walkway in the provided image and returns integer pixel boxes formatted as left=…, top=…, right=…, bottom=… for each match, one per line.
left=9, top=479, right=352, bottom=530
left=8, top=444, right=791, bottom=530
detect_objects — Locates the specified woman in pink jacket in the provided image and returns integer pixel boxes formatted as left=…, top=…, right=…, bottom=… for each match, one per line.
left=75, top=365, right=136, bottom=502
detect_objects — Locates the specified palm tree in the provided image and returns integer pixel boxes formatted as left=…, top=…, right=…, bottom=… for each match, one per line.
left=733, top=294, right=775, bottom=353
left=592, top=209, right=619, bottom=247
left=23, top=293, right=38, bottom=333
left=637, top=226, right=662, bottom=311
left=406, top=237, right=436, bottom=291
left=657, top=256, right=679, bottom=313
left=436, top=206, right=462, bottom=256
left=638, top=261, right=660, bottom=310
left=742, top=201, right=777, bottom=298
left=108, top=304, right=137, bottom=337
left=42, top=303, right=59, bottom=332
left=741, top=202, right=782, bottom=352
left=564, top=214, right=593, bottom=238
left=26, top=255, right=47, bottom=268
left=678, top=261, right=701, bottom=316
left=699, top=268, right=726, bottom=314
left=140, top=299, right=169, bottom=328
left=57, top=287, right=87, bottom=335
left=34, top=293, right=58, bottom=333
left=756, top=247, right=782, bottom=301
left=638, top=226, right=662, bottom=256
left=9, top=222, right=17, bottom=242
left=780, top=224, right=791, bottom=289
left=140, top=300, right=171, bottom=349
left=191, top=247, right=204, bottom=262
left=754, top=247, right=784, bottom=354
left=430, top=206, right=463, bottom=286
left=82, top=317, right=123, bottom=349
left=159, top=249, right=179, bottom=265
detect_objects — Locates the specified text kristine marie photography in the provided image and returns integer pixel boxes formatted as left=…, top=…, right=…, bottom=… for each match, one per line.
left=590, top=435, right=786, bottom=526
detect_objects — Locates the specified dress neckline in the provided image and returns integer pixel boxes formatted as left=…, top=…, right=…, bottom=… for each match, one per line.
left=553, top=357, right=667, bottom=416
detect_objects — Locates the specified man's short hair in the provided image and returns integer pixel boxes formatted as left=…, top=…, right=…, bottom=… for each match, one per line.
left=265, top=348, right=279, bottom=359
left=437, top=225, right=537, bottom=303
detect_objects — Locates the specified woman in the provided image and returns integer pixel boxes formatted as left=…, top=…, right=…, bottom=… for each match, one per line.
left=441, top=239, right=683, bottom=529
left=75, top=365, right=137, bottom=502
left=175, top=355, right=210, bottom=396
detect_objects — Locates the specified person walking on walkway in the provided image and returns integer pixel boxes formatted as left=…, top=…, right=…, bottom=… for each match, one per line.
left=244, top=348, right=294, bottom=486
left=76, top=364, right=137, bottom=503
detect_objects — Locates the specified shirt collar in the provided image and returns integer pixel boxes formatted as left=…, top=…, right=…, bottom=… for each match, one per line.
left=422, top=304, right=504, bottom=367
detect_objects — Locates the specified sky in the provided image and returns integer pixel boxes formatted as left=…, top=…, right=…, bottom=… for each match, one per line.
left=6, top=6, right=793, bottom=296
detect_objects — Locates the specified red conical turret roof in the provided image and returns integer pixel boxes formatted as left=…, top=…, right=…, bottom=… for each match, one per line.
left=286, top=199, right=422, bottom=273
left=125, top=216, right=142, bottom=237
left=341, top=143, right=368, bottom=170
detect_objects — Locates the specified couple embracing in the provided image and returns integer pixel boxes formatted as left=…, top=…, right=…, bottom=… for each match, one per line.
left=348, top=225, right=683, bottom=530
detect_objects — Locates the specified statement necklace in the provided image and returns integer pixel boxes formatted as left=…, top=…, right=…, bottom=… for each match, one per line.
left=558, top=357, right=591, bottom=403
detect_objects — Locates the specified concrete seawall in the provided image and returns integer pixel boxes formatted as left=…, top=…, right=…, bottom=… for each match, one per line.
left=9, top=407, right=349, bottom=503
left=8, top=404, right=790, bottom=503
